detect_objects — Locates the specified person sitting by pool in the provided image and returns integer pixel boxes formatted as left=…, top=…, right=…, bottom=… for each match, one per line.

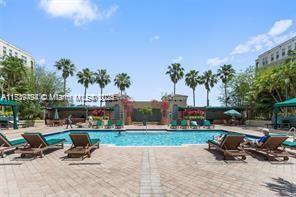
left=88, top=115, right=93, bottom=128
left=242, top=128, right=270, bottom=147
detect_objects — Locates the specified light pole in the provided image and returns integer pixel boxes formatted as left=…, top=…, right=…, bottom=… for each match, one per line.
left=0, top=76, right=4, bottom=113
left=0, top=76, right=4, bottom=98
left=284, top=78, right=290, bottom=117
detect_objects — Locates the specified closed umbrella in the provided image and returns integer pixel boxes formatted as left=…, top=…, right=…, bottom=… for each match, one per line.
left=53, top=108, right=59, bottom=120
left=224, top=109, right=241, bottom=117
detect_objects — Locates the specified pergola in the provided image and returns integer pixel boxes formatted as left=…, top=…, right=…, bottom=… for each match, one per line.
left=273, top=98, right=296, bottom=129
left=0, top=99, right=18, bottom=129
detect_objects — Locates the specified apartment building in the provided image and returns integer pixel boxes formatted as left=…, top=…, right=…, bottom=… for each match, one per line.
left=255, top=36, right=296, bottom=69
left=0, top=39, right=35, bottom=70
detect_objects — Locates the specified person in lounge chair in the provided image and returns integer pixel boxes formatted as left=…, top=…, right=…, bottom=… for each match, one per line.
left=243, top=128, right=270, bottom=147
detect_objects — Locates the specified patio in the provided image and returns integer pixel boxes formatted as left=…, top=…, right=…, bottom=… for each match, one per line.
left=0, top=145, right=295, bottom=196
left=0, top=124, right=295, bottom=196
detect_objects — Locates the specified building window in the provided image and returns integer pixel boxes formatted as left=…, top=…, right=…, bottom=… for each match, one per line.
left=9, top=49, right=12, bottom=56
left=276, top=51, right=279, bottom=59
left=21, top=56, right=27, bottom=64
left=288, top=45, right=292, bottom=52
left=270, top=54, right=274, bottom=62
left=282, top=48, right=286, bottom=57
left=295, top=43, right=296, bottom=50
left=14, top=52, right=18, bottom=57
left=262, top=57, right=268, bottom=65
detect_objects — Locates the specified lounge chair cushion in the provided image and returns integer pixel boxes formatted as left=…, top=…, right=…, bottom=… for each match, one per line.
left=208, top=139, right=220, bottom=146
left=96, top=120, right=102, bottom=126
left=24, top=132, right=64, bottom=146
left=171, top=121, right=177, bottom=127
left=181, top=120, right=187, bottom=126
left=204, top=120, right=211, bottom=126
left=116, top=120, right=123, bottom=126
left=10, top=138, right=26, bottom=146
left=90, top=138, right=100, bottom=145
left=46, top=138, right=65, bottom=146
left=283, top=141, right=296, bottom=148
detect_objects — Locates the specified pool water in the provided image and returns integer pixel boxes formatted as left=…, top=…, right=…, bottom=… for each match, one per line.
left=45, top=130, right=227, bottom=146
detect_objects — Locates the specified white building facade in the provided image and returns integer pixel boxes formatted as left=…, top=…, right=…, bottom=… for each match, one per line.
left=256, top=36, right=296, bottom=69
left=0, top=39, right=35, bottom=70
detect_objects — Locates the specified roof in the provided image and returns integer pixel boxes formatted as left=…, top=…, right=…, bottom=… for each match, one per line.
left=0, top=38, right=34, bottom=59
left=274, top=98, right=296, bottom=107
left=46, top=106, right=113, bottom=111
left=257, top=36, right=296, bottom=58
left=178, top=106, right=246, bottom=111
left=0, top=99, right=17, bottom=106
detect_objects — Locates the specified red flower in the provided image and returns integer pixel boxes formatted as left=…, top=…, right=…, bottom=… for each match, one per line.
left=161, top=100, right=169, bottom=110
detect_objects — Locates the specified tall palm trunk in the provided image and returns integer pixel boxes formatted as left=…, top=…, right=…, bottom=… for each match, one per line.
left=173, top=83, right=176, bottom=95
left=120, top=89, right=123, bottom=95
left=63, top=78, right=66, bottom=95
left=224, top=83, right=227, bottom=106
left=192, top=89, right=196, bottom=107
left=84, top=87, right=87, bottom=106
left=100, top=87, right=103, bottom=107
left=206, top=90, right=209, bottom=107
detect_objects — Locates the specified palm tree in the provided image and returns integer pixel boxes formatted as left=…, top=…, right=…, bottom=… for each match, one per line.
left=77, top=68, right=94, bottom=105
left=0, top=56, right=27, bottom=91
left=217, top=64, right=235, bottom=106
left=54, top=58, right=75, bottom=94
left=185, top=70, right=203, bottom=106
left=165, top=63, right=184, bottom=95
left=94, top=69, right=111, bottom=106
left=114, top=73, right=131, bottom=95
left=201, top=70, right=217, bottom=107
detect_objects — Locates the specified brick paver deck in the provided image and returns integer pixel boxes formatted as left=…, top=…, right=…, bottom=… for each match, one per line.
left=1, top=124, right=295, bottom=196
left=0, top=145, right=295, bottom=196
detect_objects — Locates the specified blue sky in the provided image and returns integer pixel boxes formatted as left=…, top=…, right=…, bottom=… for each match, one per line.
left=1, top=0, right=296, bottom=106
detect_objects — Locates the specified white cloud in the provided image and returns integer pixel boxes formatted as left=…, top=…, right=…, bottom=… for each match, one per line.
left=39, top=0, right=118, bottom=26
left=272, top=31, right=296, bottom=45
left=206, top=57, right=228, bottom=66
left=268, top=19, right=293, bottom=36
left=0, top=0, right=6, bottom=7
left=172, top=56, right=183, bottom=63
left=37, top=58, right=46, bottom=66
left=150, top=35, right=160, bottom=42
left=231, top=19, right=294, bottom=55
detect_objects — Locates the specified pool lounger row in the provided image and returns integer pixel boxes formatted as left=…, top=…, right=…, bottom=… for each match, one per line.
left=0, top=132, right=99, bottom=159
left=170, top=120, right=214, bottom=129
left=208, top=134, right=292, bottom=161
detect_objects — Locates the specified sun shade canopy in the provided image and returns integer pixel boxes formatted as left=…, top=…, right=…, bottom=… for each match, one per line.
left=274, top=98, right=296, bottom=108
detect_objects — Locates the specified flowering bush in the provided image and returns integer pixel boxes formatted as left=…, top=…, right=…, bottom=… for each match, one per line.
left=161, top=100, right=169, bottom=110
left=92, top=109, right=105, bottom=116
left=121, top=99, right=134, bottom=116
left=183, top=109, right=204, bottom=119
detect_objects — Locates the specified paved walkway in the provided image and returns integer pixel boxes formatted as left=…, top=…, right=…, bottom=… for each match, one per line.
left=0, top=145, right=295, bottom=196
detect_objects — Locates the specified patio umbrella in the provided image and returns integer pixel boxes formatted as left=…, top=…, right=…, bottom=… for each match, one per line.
left=224, top=109, right=241, bottom=117
left=53, top=108, right=59, bottom=120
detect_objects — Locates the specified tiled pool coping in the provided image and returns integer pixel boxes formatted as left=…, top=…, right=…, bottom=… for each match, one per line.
left=10, top=129, right=260, bottom=147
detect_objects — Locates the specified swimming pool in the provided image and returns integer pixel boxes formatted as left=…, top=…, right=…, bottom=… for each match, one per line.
left=45, top=130, right=228, bottom=146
